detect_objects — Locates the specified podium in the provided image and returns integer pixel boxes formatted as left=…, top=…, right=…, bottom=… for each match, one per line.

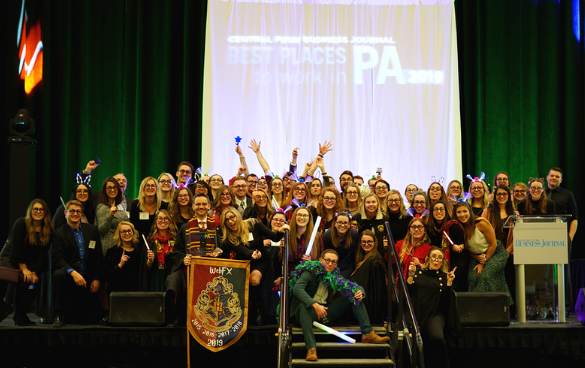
left=512, top=215, right=571, bottom=323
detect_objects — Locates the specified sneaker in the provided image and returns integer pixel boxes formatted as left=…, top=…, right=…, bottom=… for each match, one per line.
left=53, top=316, right=65, bottom=328
left=305, top=347, right=318, bottom=361
left=362, top=331, right=390, bottom=344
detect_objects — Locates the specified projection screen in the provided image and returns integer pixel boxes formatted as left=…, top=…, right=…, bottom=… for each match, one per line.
left=202, top=0, right=461, bottom=192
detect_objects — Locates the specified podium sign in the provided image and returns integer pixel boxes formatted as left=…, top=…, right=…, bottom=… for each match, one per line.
left=512, top=216, right=568, bottom=323
left=513, top=222, right=568, bottom=265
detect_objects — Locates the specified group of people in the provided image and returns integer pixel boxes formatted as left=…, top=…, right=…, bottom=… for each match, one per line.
left=0, top=140, right=578, bottom=366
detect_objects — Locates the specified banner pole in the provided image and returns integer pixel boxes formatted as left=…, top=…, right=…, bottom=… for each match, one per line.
left=187, top=262, right=191, bottom=368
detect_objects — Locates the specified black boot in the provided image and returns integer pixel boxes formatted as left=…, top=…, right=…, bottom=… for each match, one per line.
left=13, top=285, right=37, bottom=326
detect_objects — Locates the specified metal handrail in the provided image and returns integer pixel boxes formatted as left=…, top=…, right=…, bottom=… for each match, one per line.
left=277, top=230, right=290, bottom=368
left=385, top=222, right=424, bottom=368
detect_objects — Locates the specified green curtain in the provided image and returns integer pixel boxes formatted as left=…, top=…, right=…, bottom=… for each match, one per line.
left=455, top=0, right=585, bottom=257
left=36, top=0, right=207, bottom=207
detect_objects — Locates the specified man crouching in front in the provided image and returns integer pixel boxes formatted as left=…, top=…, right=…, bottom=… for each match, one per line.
left=289, top=249, right=389, bottom=361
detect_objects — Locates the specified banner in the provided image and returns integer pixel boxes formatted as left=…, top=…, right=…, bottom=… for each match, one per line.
left=187, top=258, right=250, bottom=352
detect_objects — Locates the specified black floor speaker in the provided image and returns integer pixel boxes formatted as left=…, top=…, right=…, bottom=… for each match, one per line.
left=455, top=291, right=510, bottom=326
left=576, top=288, right=585, bottom=326
left=109, top=292, right=167, bottom=326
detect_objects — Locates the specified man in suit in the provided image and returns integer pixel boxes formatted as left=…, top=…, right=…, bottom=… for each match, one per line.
left=232, top=177, right=252, bottom=214
left=52, top=200, right=103, bottom=327
left=166, top=193, right=219, bottom=326
left=291, top=249, right=390, bottom=361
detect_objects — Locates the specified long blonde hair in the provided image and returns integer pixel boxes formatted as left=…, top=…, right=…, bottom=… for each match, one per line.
left=25, top=199, right=53, bottom=246
left=359, top=194, right=384, bottom=220
left=219, top=207, right=254, bottom=247
left=138, top=176, right=162, bottom=212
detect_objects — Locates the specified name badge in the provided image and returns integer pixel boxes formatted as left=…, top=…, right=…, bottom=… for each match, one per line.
left=271, top=241, right=281, bottom=247
left=139, top=212, right=149, bottom=220
left=89, top=240, right=96, bottom=249
left=248, top=233, right=254, bottom=241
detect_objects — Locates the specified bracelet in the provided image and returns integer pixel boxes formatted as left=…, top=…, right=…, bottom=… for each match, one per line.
left=318, top=154, right=324, bottom=158
left=322, top=172, right=327, bottom=176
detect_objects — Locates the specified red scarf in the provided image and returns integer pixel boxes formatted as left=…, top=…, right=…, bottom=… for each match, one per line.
left=153, top=233, right=174, bottom=270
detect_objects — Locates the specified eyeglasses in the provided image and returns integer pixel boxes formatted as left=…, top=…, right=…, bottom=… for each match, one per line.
left=433, top=208, right=445, bottom=213
left=361, top=240, right=374, bottom=245
left=410, top=225, right=424, bottom=230
left=531, top=187, right=543, bottom=192
left=346, top=191, right=358, bottom=196
left=496, top=178, right=509, bottom=182
left=145, top=184, right=157, bottom=189
left=32, top=208, right=45, bottom=213
left=157, top=217, right=169, bottom=223
left=413, top=201, right=426, bottom=205
left=336, top=221, right=349, bottom=227
left=220, top=193, right=231, bottom=198
left=254, top=196, right=267, bottom=201
left=406, top=188, right=418, bottom=192
left=106, top=186, right=118, bottom=192
left=429, top=186, right=442, bottom=191
left=120, top=229, right=133, bottom=235
left=513, top=190, right=526, bottom=194
left=296, top=214, right=309, bottom=218
left=247, top=180, right=258, bottom=185
left=495, top=192, right=508, bottom=197
left=159, top=180, right=171, bottom=184
left=470, top=186, right=483, bottom=192
left=388, top=199, right=401, bottom=203
left=272, top=218, right=286, bottom=224
left=272, top=183, right=283, bottom=188
left=67, top=209, right=82, bottom=215
left=179, top=170, right=192, bottom=175
left=178, top=194, right=190, bottom=198
left=430, top=256, right=444, bottom=262
left=375, top=187, right=388, bottom=192
left=323, top=196, right=336, bottom=202
left=322, top=258, right=338, bottom=265
left=76, top=189, right=89, bottom=194
left=225, top=215, right=237, bottom=224
left=294, top=188, right=306, bottom=193
left=449, top=186, right=461, bottom=190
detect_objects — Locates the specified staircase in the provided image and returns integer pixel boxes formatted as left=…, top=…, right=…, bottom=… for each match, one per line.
left=288, top=326, right=395, bottom=367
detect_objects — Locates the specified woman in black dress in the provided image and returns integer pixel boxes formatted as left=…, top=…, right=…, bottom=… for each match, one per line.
left=105, top=221, right=154, bottom=295
left=353, top=194, right=389, bottom=255
left=1, top=199, right=53, bottom=325
left=350, top=230, right=387, bottom=324
left=322, top=212, right=358, bottom=279
left=130, top=177, right=169, bottom=237
left=386, top=190, right=410, bottom=243
left=407, top=247, right=460, bottom=368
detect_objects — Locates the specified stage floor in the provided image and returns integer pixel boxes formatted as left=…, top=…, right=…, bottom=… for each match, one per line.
left=1, top=314, right=584, bottom=368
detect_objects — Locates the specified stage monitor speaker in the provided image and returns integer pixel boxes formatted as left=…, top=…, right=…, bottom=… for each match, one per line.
left=576, top=288, right=585, bottom=326
left=455, top=291, right=510, bottom=326
left=109, top=292, right=167, bottom=326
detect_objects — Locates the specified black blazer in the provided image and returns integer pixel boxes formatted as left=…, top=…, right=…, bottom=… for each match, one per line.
left=52, top=222, right=104, bottom=281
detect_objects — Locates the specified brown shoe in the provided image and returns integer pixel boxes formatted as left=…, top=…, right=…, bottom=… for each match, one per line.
left=306, top=347, right=318, bottom=361
left=362, top=331, right=390, bottom=344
